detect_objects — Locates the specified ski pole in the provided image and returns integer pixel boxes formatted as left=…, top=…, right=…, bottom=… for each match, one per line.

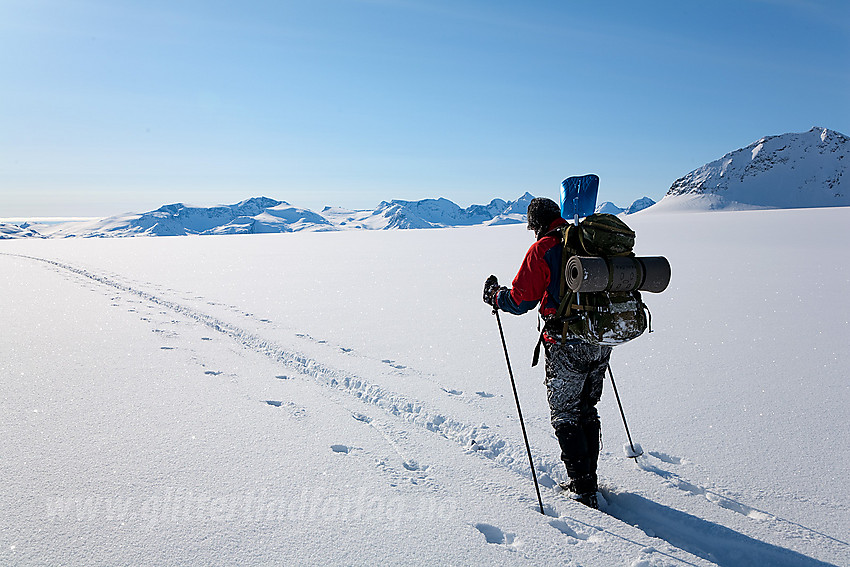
left=607, top=363, right=643, bottom=459
left=494, top=308, right=545, bottom=515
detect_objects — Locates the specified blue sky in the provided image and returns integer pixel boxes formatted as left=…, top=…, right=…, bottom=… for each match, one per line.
left=1, top=0, right=848, bottom=217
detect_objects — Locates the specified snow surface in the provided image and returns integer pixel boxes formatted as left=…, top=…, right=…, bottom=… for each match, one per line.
left=2, top=207, right=849, bottom=566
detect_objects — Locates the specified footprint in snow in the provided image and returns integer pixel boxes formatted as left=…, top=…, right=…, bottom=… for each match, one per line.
left=201, top=337, right=212, bottom=341
left=204, top=370, right=223, bottom=376
left=475, top=391, right=495, bottom=398
left=442, top=388, right=463, bottom=396
left=331, top=444, right=351, bottom=454
left=340, top=347, right=353, bottom=353
left=548, top=519, right=589, bottom=542
left=275, top=375, right=290, bottom=380
left=648, top=451, right=683, bottom=465
left=160, top=346, right=176, bottom=350
left=351, top=412, right=372, bottom=423
left=263, top=400, right=307, bottom=419
left=474, top=523, right=517, bottom=548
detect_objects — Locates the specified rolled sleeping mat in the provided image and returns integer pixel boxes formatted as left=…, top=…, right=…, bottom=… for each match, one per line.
left=566, top=256, right=671, bottom=293
left=565, top=256, right=608, bottom=292
left=637, top=256, right=672, bottom=293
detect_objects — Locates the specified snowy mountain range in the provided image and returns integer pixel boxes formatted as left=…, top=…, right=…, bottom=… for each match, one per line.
left=3, top=193, right=659, bottom=239
left=655, top=127, right=848, bottom=211
left=0, top=222, right=45, bottom=239
left=595, top=197, right=656, bottom=215
left=5, top=127, right=847, bottom=239
left=30, top=194, right=536, bottom=238
left=321, top=193, right=534, bottom=231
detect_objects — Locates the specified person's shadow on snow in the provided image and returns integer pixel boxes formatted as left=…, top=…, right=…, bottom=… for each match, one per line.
left=600, top=489, right=842, bottom=567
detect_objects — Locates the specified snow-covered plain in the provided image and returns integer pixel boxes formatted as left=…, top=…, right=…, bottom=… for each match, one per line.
left=1, top=206, right=848, bottom=566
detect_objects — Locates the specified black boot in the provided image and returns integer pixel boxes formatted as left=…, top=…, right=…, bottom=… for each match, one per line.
left=564, top=474, right=598, bottom=509
left=554, top=423, right=590, bottom=479
left=582, top=416, right=601, bottom=482
left=555, top=422, right=599, bottom=509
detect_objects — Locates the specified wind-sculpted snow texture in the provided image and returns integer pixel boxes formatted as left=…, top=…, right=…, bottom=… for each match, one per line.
left=2, top=207, right=849, bottom=566
left=661, top=127, right=849, bottom=211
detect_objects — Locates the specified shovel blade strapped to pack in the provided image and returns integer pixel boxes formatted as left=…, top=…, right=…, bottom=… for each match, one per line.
left=556, top=214, right=670, bottom=348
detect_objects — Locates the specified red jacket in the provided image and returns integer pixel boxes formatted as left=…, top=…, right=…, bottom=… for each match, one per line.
left=497, top=217, right=569, bottom=318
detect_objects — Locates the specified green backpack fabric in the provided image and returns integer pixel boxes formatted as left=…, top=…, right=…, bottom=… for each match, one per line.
left=532, top=214, right=649, bottom=365
left=578, top=213, right=636, bottom=256
left=562, top=290, right=648, bottom=347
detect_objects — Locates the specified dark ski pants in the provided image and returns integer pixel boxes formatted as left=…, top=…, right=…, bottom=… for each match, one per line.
left=544, top=341, right=612, bottom=485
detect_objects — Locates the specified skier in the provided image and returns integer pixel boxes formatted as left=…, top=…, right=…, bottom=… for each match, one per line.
left=483, top=197, right=610, bottom=509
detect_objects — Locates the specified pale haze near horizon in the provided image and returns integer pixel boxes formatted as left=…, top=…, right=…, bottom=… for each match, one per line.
left=1, top=0, right=848, bottom=218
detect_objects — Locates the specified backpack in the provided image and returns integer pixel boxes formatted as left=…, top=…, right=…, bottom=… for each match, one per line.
left=531, top=214, right=650, bottom=366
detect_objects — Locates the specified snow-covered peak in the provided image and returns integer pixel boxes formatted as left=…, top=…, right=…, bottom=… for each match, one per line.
left=625, top=197, right=656, bottom=214
left=662, top=127, right=849, bottom=210
left=593, top=197, right=656, bottom=216
left=234, top=196, right=286, bottom=210
left=595, top=202, right=625, bottom=215
left=41, top=197, right=331, bottom=238
left=367, top=194, right=535, bottom=230
left=502, top=191, right=535, bottom=215
left=0, top=222, right=45, bottom=239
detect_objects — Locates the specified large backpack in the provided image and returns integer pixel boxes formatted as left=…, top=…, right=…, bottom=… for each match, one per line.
left=532, top=213, right=650, bottom=366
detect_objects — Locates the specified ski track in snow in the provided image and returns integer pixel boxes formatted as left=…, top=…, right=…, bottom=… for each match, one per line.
left=5, top=251, right=847, bottom=567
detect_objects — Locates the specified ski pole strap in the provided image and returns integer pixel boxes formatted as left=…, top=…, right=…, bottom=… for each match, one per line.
left=531, top=290, right=576, bottom=367
left=531, top=313, right=580, bottom=367
left=531, top=328, right=546, bottom=367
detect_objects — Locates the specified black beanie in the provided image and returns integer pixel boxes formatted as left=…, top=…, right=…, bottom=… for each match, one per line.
left=526, top=197, right=562, bottom=238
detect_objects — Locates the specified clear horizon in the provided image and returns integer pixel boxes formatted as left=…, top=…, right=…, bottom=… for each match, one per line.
left=2, top=1, right=848, bottom=217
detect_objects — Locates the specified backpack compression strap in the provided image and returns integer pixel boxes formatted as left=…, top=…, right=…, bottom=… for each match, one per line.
left=531, top=225, right=579, bottom=367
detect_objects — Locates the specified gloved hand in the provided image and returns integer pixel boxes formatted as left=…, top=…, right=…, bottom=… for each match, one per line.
left=482, top=275, right=503, bottom=309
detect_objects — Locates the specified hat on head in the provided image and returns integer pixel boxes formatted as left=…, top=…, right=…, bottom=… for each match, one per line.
left=526, top=197, right=562, bottom=238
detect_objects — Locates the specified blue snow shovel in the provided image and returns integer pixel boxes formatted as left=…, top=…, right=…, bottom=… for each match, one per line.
left=560, top=174, right=599, bottom=224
